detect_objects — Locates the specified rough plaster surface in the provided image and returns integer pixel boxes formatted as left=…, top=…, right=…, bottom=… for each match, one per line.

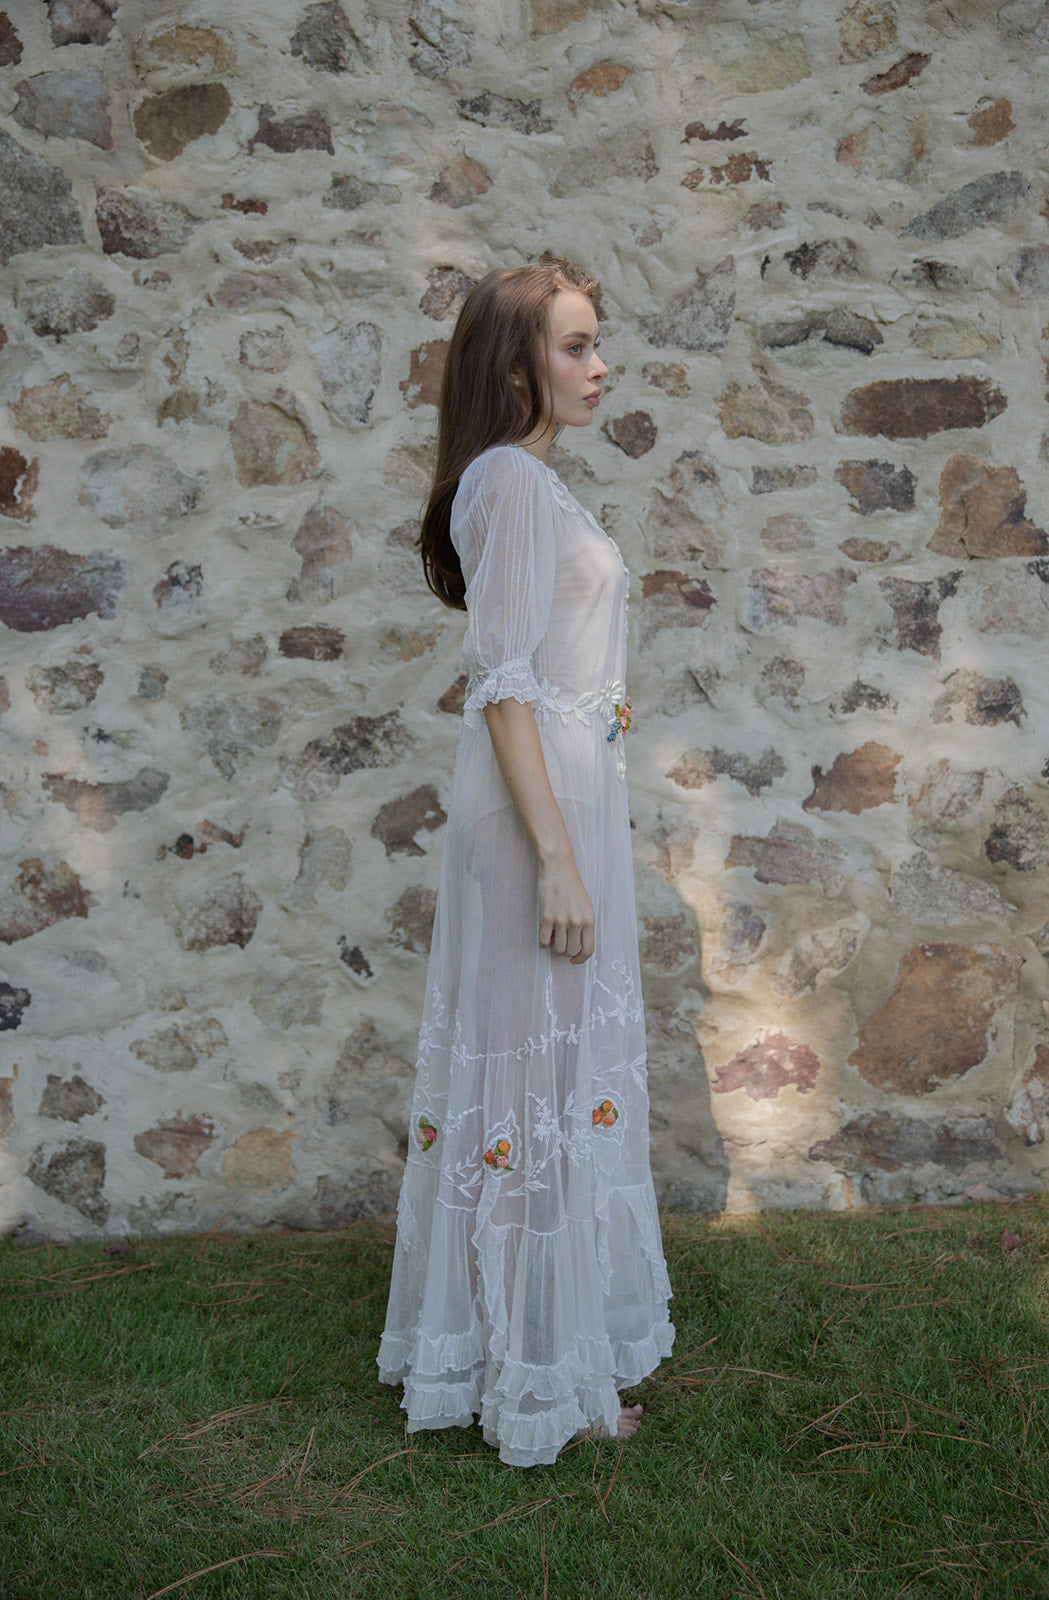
left=2, top=0, right=1048, bottom=1239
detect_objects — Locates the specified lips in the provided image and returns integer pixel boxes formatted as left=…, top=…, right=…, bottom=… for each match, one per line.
left=584, top=391, right=601, bottom=407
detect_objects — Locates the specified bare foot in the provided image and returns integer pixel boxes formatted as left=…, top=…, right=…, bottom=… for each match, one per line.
left=574, top=1404, right=643, bottom=1444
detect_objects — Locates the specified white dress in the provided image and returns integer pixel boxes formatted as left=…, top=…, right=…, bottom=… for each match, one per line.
left=377, top=444, right=674, bottom=1468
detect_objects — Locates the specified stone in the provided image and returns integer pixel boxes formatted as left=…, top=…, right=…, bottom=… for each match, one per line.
left=683, top=152, right=771, bottom=188
left=760, top=308, right=882, bottom=356
left=429, top=159, right=490, bottom=207
left=552, top=129, right=657, bottom=195
left=337, top=940, right=374, bottom=982
left=760, top=656, right=805, bottom=707
left=861, top=51, right=931, bottom=95
left=209, top=636, right=268, bottom=677
left=809, top=1113, right=999, bottom=1174
left=39, top=1072, right=104, bottom=1121
left=0, top=13, right=23, bottom=64
left=902, top=171, right=1027, bottom=241
left=931, top=670, right=1023, bottom=728
left=96, top=190, right=196, bottom=259
left=0, top=545, right=123, bottom=631
left=970, top=567, right=1049, bottom=637
left=604, top=411, right=657, bottom=457
left=836, top=121, right=930, bottom=183
left=18, top=272, right=114, bottom=338
left=743, top=568, right=856, bottom=631
left=137, top=666, right=168, bottom=701
left=178, top=876, right=263, bottom=952
left=251, top=972, right=325, bottom=1029
left=642, top=363, right=689, bottom=398
left=850, top=943, right=1019, bottom=1093
left=291, top=2, right=361, bottom=72
left=910, top=760, right=985, bottom=827
left=287, top=827, right=352, bottom=908
left=410, top=1, right=471, bottom=77
left=803, top=742, right=901, bottom=814
left=752, top=465, right=817, bottom=494
left=837, top=680, right=895, bottom=713
left=316, top=323, right=382, bottom=425
left=211, top=274, right=283, bottom=311
left=130, top=1017, right=228, bottom=1072
left=458, top=93, right=552, bottom=135
left=279, top=624, right=344, bottom=661
left=180, top=697, right=282, bottom=780
left=840, top=537, right=895, bottom=563
left=713, top=1031, right=820, bottom=1100
left=640, top=913, right=699, bottom=973
left=133, top=84, right=231, bottom=160
left=1006, top=245, right=1049, bottom=299
left=230, top=401, right=320, bottom=486
left=0, top=127, right=84, bottom=264
left=0, top=982, right=30, bottom=1030
left=667, top=745, right=785, bottom=798
left=134, top=22, right=235, bottom=75
left=838, top=0, right=898, bottom=60
left=1005, top=1046, right=1049, bottom=1146
left=400, top=340, right=448, bottom=409
left=80, top=445, right=202, bottom=528
left=239, top=329, right=290, bottom=372
left=249, top=104, right=333, bottom=154
left=28, top=1138, right=107, bottom=1224
left=985, top=787, right=1049, bottom=872
left=839, top=377, right=1007, bottom=438
left=835, top=459, right=915, bottom=514
left=287, top=500, right=354, bottom=603
left=696, top=24, right=811, bottom=93
left=647, top=819, right=700, bottom=881
left=14, top=68, right=112, bottom=148
left=706, top=901, right=767, bottom=984
left=153, top=560, right=203, bottom=616
left=13, top=375, right=110, bottom=441
left=969, top=98, right=1014, bottom=145
left=725, top=822, right=845, bottom=893
left=773, top=918, right=867, bottom=998
left=387, top=885, right=437, bottom=954
left=879, top=572, right=960, bottom=658
left=779, top=239, right=859, bottom=280
left=324, top=172, right=401, bottom=210
left=744, top=198, right=786, bottom=229
left=929, top=456, right=1048, bottom=558
left=530, top=0, right=604, bottom=32
left=421, top=267, right=475, bottom=322
left=283, top=712, right=412, bottom=802
left=224, top=1128, right=295, bottom=1193
left=437, top=675, right=467, bottom=715
left=568, top=61, right=630, bottom=111
left=47, top=0, right=116, bottom=44
left=761, top=514, right=815, bottom=552
left=134, top=1116, right=215, bottom=1178
left=639, top=569, right=716, bottom=644
left=647, top=452, right=725, bottom=563
left=913, top=325, right=1000, bottom=360
left=372, top=785, right=447, bottom=857
left=717, top=376, right=813, bottom=443
left=26, top=661, right=103, bottom=712
left=640, top=260, right=734, bottom=352
left=683, top=119, right=747, bottom=142
left=889, top=852, right=1015, bottom=924
left=43, top=769, right=170, bottom=833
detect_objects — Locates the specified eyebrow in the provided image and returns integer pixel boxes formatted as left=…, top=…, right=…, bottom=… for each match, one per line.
left=559, top=329, right=598, bottom=340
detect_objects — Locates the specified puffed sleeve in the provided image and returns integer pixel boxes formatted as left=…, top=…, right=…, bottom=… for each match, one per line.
left=455, top=448, right=558, bottom=728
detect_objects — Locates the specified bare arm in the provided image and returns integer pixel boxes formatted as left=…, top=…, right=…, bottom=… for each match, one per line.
left=483, top=698, right=595, bottom=964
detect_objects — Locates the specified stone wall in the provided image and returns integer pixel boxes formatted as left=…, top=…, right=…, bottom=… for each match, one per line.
left=2, top=0, right=1048, bottom=1239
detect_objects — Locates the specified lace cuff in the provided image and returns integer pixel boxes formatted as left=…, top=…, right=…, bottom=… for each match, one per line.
left=462, top=657, right=542, bottom=729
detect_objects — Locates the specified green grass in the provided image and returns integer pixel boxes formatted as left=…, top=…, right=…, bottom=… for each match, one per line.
left=2, top=1202, right=1048, bottom=1600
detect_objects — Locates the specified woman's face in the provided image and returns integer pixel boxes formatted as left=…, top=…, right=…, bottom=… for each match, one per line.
left=533, top=288, right=607, bottom=438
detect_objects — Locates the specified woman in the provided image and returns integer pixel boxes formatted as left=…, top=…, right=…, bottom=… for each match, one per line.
left=377, top=259, right=674, bottom=1468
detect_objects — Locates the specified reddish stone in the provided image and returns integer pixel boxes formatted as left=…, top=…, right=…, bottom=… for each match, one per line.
left=839, top=0, right=898, bottom=60
left=850, top=942, right=1020, bottom=1093
left=725, top=822, right=845, bottom=892
left=862, top=51, right=931, bottom=95
left=400, top=340, right=448, bottom=409
left=803, top=742, right=901, bottom=814
left=640, top=569, right=716, bottom=644
left=744, top=199, right=786, bottom=229
left=438, top=674, right=467, bottom=715
left=604, top=410, right=656, bottom=458
left=0, top=446, right=38, bottom=520
left=640, top=913, right=698, bottom=973
left=0, top=545, right=123, bottom=631
left=47, top=0, right=116, bottom=45
left=530, top=0, right=603, bottom=34
left=230, top=401, right=320, bottom=487
left=221, top=193, right=268, bottom=214
left=835, top=459, right=915, bottom=514
left=0, top=13, right=22, bottom=64
left=135, top=1116, right=215, bottom=1178
left=930, top=455, right=1048, bottom=557
left=133, top=83, right=232, bottom=161
left=96, top=190, right=196, bottom=259
left=879, top=572, right=960, bottom=658
left=683, top=118, right=746, bottom=141
left=372, top=784, right=447, bottom=858
left=713, top=1030, right=819, bottom=1100
left=809, top=1112, right=998, bottom=1173
left=838, top=377, right=1006, bottom=439
left=387, top=885, right=437, bottom=954
left=249, top=104, right=333, bottom=154
left=642, top=362, right=690, bottom=397
left=840, top=537, right=894, bottom=562
left=279, top=624, right=344, bottom=660
left=43, top=769, right=170, bottom=833
left=744, top=567, right=855, bottom=629
left=969, top=98, right=1014, bottom=145
left=568, top=61, right=630, bottom=110
left=39, top=1072, right=103, bottom=1121
left=420, top=266, right=476, bottom=319
left=288, top=500, right=354, bottom=602
left=718, top=375, right=813, bottom=443
left=685, top=152, right=771, bottom=188
left=0, top=858, right=95, bottom=944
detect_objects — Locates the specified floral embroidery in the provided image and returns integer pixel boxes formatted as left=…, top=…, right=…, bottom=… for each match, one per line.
left=483, top=1138, right=514, bottom=1172
left=606, top=698, right=632, bottom=744
left=593, top=1100, right=619, bottom=1128
left=416, top=1116, right=438, bottom=1151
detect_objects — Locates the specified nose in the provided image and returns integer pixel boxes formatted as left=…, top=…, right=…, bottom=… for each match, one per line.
left=590, top=351, right=608, bottom=380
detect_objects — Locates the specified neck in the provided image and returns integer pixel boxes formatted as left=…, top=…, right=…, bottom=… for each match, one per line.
left=518, top=420, right=556, bottom=461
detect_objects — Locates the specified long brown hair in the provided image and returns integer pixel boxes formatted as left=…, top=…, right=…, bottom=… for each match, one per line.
left=418, top=258, right=600, bottom=610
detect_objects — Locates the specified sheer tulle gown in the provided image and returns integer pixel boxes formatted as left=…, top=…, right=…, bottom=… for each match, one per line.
left=377, top=444, right=674, bottom=1468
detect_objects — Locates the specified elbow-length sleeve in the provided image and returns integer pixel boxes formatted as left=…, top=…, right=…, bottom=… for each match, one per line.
left=456, top=449, right=558, bottom=728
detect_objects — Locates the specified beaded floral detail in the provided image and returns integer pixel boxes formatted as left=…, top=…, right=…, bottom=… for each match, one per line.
left=593, top=1100, right=619, bottom=1128
left=606, top=699, right=631, bottom=744
left=483, top=1138, right=514, bottom=1172
left=416, top=1116, right=438, bottom=1151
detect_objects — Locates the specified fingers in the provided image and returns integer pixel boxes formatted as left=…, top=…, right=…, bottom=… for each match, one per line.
left=570, top=920, right=596, bottom=965
left=540, top=914, right=595, bottom=963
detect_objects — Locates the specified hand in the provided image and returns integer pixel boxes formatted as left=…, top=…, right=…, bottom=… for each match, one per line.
left=537, top=857, right=595, bottom=964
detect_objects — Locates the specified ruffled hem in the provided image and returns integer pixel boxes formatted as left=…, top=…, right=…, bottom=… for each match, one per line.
left=462, top=658, right=543, bottom=729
